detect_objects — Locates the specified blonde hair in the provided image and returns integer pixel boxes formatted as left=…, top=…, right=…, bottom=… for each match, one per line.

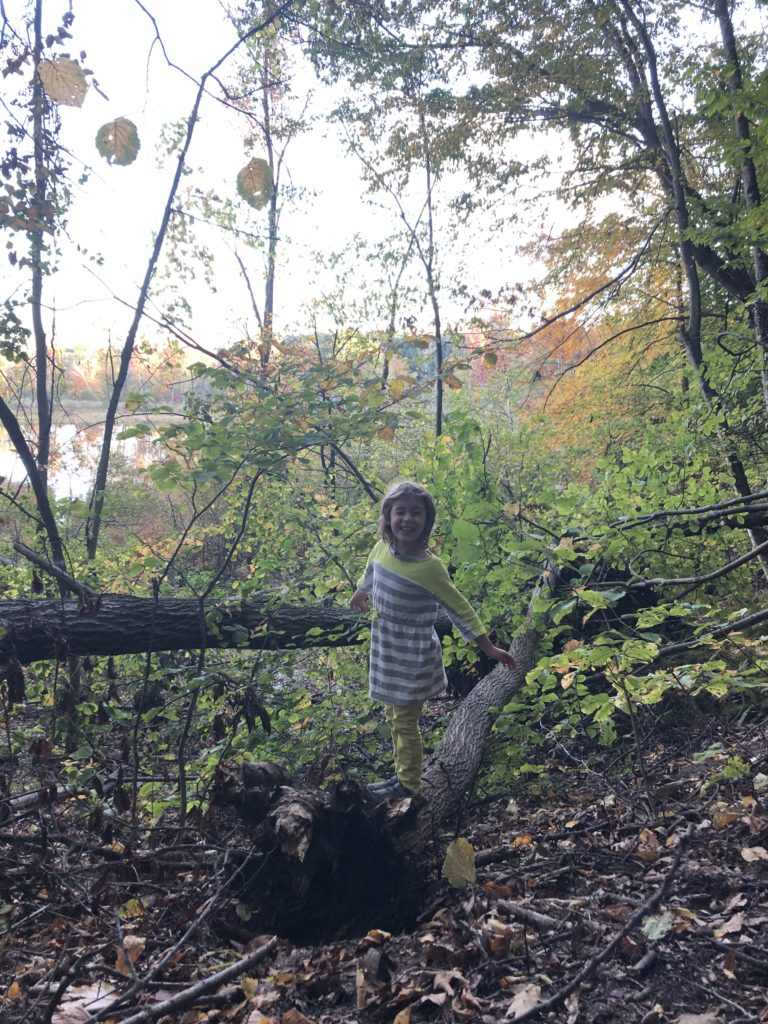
left=378, top=480, right=436, bottom=549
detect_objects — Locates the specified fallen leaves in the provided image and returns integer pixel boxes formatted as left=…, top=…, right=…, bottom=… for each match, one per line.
left=505, top=981, right=542, bottom=1019
left=114, top=933, right=146, bottom=976
left=741, top=845, right=768, bottom=862
left=442, top=837, right=477, bottom=888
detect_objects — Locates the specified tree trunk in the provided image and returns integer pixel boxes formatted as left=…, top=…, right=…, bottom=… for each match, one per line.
left=0, top=595, right=458, bottom=664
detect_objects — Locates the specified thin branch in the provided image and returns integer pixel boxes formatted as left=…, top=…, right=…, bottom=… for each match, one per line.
left=629, top=538, right=768, bottom=590
left=98, top=935, right=277, bottom=1024
left=610, top=491, right=768, bottom=532
left=12, top=541, right=96, bottom=598
left=85, top=0, right=294, bottom=559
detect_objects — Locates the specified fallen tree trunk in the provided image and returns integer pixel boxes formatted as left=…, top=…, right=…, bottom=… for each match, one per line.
left=0, top=596, right=455, bottom=664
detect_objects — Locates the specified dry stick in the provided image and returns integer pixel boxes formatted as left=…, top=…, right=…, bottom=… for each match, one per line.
left=628, top=537, right=768, bottom=589
left=12, top=541, right=97, bottom=598
left=498, top=900, right=602, bottom=937
left=109, top=935, right=278, bottom=1024
left=506, top=825, right=692, bottom=1023
left=40, top=949, right=96, bottom=1024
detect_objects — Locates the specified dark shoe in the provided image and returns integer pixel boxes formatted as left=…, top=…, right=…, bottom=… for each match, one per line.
left=368, top=775, right=399, bottom=792
left=370, top=778, right=413, bottom=800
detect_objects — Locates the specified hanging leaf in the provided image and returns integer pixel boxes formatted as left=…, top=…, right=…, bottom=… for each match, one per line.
left=3, top=658, right=25, bottom=707
left=237, top=157, right=273, bottom=209
left=442, top=837, right=476, bottom=888
left=95, top=118, right=141, bottom=166
left=38, top=58, right=88, bottom=107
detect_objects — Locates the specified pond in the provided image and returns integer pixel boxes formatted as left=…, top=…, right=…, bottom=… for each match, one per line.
left=0, top=419, right=158, bottom=499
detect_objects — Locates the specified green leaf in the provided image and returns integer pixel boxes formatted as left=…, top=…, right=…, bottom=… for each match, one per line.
left=642, top=911, right=674, bottom=941
left=577, top=588, right=625, bottom=610
left=451, top=519, right=480, bottom=542
left=96, top=118, right=141, bottom=166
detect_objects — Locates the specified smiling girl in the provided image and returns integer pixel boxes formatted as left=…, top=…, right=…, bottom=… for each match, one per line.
left=350, top=480, right=515, bottom=799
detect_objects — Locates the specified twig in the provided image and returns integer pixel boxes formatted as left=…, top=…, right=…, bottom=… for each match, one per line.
left=506, top=825, right=692, bottom=1022
left=12, top=541, right=96, bottom=598
left=498, top=899, right=602, bottom=936
left=40, top=949, right=93, bottom=1024
left=108, top=935, right=278, bottom=1024
left=628, top=537, right=768, bottom=589
left=682, top=977, right=758, bottom=1020
left=706, top=936, right=768, bottom=973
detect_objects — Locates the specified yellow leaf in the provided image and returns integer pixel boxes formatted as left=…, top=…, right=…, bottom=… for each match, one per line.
left=4, top=981, right=22, bottom=1000
left=355, top=965, right=366, bottom=1011
left=388, top=379, right=406, bottom=400
left=38, top=58, right=88, bottom=106
left=393, top=1009, right=411, bottom=1024
left=237, top=157, right=273, bottom=210
left=96, top=118, right=141, bottom=166
left=118, top=898, right=144, bottom=920
left=240, top=976, right=259, bottom=999
left=561, top=672, right=576, bottom=689
left=442, top=837, right=476, bottom=888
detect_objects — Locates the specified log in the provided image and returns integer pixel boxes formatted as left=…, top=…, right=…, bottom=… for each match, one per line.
left=0, top=595, right=455, bottom=664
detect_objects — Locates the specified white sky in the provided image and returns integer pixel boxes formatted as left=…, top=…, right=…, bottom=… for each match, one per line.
left=0, top=0, right=545, bottom=358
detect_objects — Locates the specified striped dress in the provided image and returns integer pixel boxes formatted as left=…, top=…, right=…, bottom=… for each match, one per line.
left=356, top=540, right=486, bottom=705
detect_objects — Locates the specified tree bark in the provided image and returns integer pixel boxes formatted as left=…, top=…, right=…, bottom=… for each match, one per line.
left=0, top=595, right=457, bottom=664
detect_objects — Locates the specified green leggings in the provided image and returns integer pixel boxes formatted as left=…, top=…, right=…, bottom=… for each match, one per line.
left=383, top=701, right=424, bottom=793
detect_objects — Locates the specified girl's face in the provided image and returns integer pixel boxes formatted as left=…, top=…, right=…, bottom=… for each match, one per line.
left=389, top=497, right=427, bottom=554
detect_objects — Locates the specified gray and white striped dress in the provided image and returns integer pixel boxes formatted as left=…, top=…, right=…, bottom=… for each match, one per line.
left=356, top=540, right=486, bottom=705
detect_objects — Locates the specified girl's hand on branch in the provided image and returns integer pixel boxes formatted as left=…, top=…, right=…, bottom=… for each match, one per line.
left=349, top=589, right=370, bottom=613
left=477, top=635, right=516, bottom=668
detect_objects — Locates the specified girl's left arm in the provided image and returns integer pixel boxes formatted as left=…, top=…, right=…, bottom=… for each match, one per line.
left=476, top=633, right=516, bottom=668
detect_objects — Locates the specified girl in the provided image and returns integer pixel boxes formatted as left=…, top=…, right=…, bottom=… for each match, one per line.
left=350, top=481, right=515, bottom=799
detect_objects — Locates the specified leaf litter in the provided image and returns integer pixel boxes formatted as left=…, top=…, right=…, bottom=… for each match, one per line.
left=1, top=711, right=768, bottom=1024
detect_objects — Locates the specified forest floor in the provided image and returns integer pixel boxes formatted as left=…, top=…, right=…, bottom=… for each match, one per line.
left=1, top=702, right=767, bottom=1024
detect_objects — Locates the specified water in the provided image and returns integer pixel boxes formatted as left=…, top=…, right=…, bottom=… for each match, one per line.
left=0, top=420, right=157, bottom=499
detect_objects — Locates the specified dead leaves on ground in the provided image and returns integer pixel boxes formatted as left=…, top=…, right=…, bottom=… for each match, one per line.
left=3, top=726, right=768, bottom=1023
